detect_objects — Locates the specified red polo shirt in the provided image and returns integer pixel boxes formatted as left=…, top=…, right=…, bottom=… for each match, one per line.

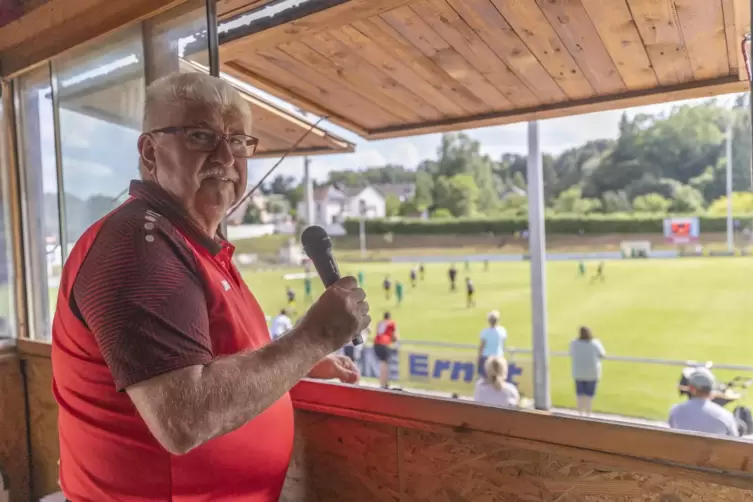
left=52, top=181, right=293, bottom=501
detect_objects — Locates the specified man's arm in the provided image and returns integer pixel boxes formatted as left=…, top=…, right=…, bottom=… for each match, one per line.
left=128, top=277, right=368, bottom=455
left=127, top=325, right=327, bottom=454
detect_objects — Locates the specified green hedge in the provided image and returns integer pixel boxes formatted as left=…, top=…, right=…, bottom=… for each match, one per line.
left=343, top=215, right=753, bottom=235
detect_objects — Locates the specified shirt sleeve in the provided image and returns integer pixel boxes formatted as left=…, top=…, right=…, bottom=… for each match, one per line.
left=595, top=340, right=606, bottom=357
left=73, top=210, right=213, bottom=391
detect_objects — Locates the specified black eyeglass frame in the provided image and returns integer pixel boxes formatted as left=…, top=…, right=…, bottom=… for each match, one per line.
left=149, top=126, right=260, bottom=158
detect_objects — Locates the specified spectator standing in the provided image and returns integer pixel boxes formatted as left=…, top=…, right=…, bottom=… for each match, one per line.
left=270, top=309, right=293, bottom=340
left=477, top=311, right=507, bottom=377
left=374, top=312, right=398, bottom=388
left=669, top=369, right=740, bottom=437
left=569, top=326, right=606, bottom=417
left=473, top=357, right=520, bottom=408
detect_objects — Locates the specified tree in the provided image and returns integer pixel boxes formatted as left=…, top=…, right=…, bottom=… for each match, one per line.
left=707, top=192, right=753, bottom=215
left=265, top=196, right=287, bottom=215
left=633, top=193, right=671, bottom=213
left=496, top=195, right=528, bottom=217
left=670, top=184, right=705, bottom=213
left=328, top=164, right=416, bottom=186
left=414, top=170, right=434, bottom=207
left=602, top=191, right=632, bottom=213
left=552, top=187, right=601, bottom=214
left=385, top=194, right=401, bottom=217
left=432, top=208, right=453, bottom=219
left=447, top=174, right=480, bottom=216
left=398, top=198, right=426, bottom=217
left=243, top=202, right=262, bottom=224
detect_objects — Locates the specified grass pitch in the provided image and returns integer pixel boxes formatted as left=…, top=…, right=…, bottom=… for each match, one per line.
left=242, top=257, right=753, bottom=421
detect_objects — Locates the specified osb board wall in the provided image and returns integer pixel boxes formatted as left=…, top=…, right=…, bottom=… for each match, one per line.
left=0, top=354, right=30, bottom=502
left=281, top=409, right=753, bottom=502
left=23, top=355, right=59, bottom=500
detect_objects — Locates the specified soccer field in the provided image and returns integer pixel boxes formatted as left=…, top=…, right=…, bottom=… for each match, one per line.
left=241, top=257, right=753, bottom=421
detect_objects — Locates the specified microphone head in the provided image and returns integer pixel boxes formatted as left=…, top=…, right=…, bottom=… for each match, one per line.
left=301, top=225, right=332, bottom=255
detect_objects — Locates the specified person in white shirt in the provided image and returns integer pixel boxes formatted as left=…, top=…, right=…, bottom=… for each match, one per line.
left=477, top=310, right=508, bottom=378
left=669, top=369, right=740, bottom=437
left=569, top=326, right=606, bottom=417
left=269, top=309, right=293, bottom=340
left=474, top=357, right=520, bottom=409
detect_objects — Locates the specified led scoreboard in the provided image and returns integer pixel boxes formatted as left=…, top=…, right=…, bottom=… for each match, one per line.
left=663, top=217, right=700, bottom=244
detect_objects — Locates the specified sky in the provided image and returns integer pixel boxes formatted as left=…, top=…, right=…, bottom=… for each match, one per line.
left=32, top=64, right=747, bottom=201
left=242, top=86, right=746, bottom=187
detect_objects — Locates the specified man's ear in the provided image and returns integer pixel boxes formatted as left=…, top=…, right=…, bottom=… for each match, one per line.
left=137, top=134, right=157, bottom=177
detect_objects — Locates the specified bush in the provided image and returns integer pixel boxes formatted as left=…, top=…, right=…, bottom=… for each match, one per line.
left=342, top=215, right=753, bottom=236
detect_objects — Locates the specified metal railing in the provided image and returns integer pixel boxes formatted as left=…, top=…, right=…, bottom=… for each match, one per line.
left=398, top=339, right=753, bottom=372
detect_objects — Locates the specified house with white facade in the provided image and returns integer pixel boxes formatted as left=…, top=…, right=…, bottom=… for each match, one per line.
left=297, top=185, right=386, bottom=226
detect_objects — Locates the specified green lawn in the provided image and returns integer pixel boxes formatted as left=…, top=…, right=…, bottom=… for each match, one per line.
left=241, top=257, right=753, bottom=421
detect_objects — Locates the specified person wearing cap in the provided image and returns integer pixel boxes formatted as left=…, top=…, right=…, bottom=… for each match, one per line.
left=669, top=369, right=740, bottom=437
left=477, top=310, right=508, bottom=378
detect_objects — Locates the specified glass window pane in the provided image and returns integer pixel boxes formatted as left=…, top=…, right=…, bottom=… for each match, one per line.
left=54, top=24, right=146, bottom=245
left=144, top=0, right=210, bottom=81
left=0, top=88, right=16, bottom=340
left=15, top=66, right=60, bottom=340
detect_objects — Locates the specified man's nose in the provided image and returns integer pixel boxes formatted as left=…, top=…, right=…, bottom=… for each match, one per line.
left=209, top=138, right=235, bottom=166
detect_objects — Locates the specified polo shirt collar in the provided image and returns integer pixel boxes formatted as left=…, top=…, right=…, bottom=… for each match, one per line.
left=129, top=180, right=225, bottom=256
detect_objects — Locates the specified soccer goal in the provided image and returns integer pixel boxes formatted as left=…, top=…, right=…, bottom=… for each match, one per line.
left=620, top=241, right=651, bottom=259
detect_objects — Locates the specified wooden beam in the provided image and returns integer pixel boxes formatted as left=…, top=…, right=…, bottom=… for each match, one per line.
left=221, top=60, right=370, bottom=137
left=291, top=380, right=753, bottom=486
left=674, top=0, right=729, bottom=81
left=724, top=0, right=752, bottom=81
left=218, top=0, right=276, bottom=20
left=0, top=0, right=186, bottom=77
left=366, top=77, right=750, bottom=139
left=219, top=0, right=415, bottom=59
left=253, top=144, right=356, bottom=159
left=580, top=0, right=658, bottom=90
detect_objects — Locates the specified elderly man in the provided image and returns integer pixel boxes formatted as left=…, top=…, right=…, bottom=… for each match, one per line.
left=669, top=369, right=739, bottom=437
left=51, top=72, right=370, bottom=501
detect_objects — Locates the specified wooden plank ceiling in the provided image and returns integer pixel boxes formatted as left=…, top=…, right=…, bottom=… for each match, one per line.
left=57, top=58, right=354, bottom=159
left=218, top=0, right=752, bottom=139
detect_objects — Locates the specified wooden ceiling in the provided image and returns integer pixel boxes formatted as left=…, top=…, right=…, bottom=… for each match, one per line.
left=57, top=58, right=354, bottom=159
left=218, top=0, right=752, bottom=139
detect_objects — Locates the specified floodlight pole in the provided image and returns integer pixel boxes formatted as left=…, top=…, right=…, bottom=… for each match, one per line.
left=726, top=117, right=734, bottom=253
left=359, top=199, right=367, bottom=258
left=527, top=120, right=550, bottom=411
left=304, top=156, right=314, bottom=227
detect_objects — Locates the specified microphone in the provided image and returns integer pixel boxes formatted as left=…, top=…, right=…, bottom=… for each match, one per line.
left=301, top=225, right=363, bottom=346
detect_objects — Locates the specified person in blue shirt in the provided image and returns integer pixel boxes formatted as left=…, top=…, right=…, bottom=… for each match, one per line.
left=477, top=310, right=508, bottom=378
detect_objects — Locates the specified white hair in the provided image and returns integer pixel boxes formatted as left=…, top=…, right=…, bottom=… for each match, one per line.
left=142, top=72, right=251, bottom=132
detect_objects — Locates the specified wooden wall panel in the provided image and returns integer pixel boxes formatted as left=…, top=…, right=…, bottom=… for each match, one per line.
left=282, top=410, right=400, bottom=502
left=0, top=354, right=30, bottom=502
left=399, top=428, right=753, bottom=501
left=24, top=355, right=59, bottom=500
left=282, top=400, right=753, bottom=501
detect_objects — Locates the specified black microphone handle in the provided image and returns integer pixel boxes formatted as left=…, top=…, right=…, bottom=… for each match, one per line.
left=311, top=254, right=363, bottom=347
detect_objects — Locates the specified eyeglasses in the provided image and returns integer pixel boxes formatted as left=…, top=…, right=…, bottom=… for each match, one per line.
left=150, top=126, right=259, bottom=158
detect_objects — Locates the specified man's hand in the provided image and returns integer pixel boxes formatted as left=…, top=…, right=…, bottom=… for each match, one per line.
left=297, top=276, right=370, bottom=353
left=308, top=354, right=360, bottom=384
